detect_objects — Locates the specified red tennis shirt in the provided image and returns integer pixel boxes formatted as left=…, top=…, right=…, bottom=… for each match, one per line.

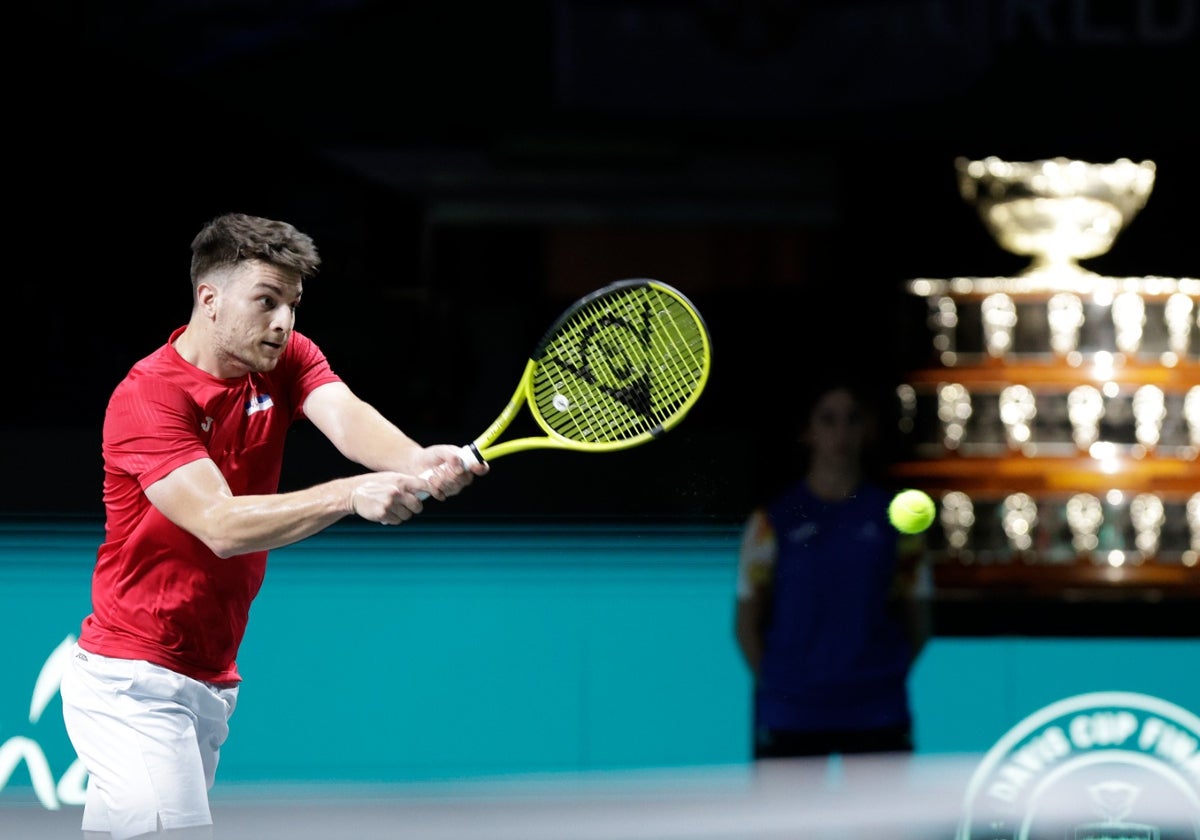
left=78, top=326, right=342, bottom=683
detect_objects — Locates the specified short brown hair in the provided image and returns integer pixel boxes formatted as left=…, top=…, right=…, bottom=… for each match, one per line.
left=189, top=213, right=321, bottom=285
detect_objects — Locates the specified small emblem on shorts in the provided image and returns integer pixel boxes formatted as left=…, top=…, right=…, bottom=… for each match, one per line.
left=75, top=652, right=88, bottom=661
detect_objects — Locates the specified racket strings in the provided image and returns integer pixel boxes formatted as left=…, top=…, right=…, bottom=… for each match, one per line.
left=535, top=297, right=646, bottom=443
left=647, top=300, right=708, bottom=413
left=531, top=286, right=709, bottom=444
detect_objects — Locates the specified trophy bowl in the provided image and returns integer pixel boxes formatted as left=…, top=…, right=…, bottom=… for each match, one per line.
left=956, top=156, right=1157, bottom=277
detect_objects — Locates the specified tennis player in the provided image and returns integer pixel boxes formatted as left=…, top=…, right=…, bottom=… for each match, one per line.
left=59, top=212, right=488, bottom=839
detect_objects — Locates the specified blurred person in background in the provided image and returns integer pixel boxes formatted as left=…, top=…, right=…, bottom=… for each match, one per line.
left=734, top=372, right=930, bottom=763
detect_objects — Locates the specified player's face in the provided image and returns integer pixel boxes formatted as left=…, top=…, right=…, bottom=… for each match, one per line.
left=211, top=262, right=303, bottom=374
left=805, top=388, right=867, bottom=463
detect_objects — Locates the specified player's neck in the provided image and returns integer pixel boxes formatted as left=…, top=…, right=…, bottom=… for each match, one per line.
left=172, top=323, right=245, bottom=380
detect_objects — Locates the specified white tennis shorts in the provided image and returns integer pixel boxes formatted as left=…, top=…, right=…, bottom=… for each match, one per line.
left=59, top=644, right=239, bottom=840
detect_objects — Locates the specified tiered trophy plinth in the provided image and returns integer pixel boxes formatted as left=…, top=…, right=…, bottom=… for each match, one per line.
left=894, top=158, right=1200, bottom=607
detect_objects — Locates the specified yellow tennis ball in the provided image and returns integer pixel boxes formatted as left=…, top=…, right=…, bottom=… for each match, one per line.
left=888, top=489, right=936, bottom=534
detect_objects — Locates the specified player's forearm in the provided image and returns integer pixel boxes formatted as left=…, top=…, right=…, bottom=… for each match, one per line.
left=201, top=478, right=357, bottom=558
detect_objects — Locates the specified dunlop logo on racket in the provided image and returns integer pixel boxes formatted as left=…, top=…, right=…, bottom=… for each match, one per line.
left=439, top=278, right=713, bottom=472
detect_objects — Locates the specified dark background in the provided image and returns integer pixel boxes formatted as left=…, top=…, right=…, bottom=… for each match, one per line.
left=9, top=0, right=1199, bottom=522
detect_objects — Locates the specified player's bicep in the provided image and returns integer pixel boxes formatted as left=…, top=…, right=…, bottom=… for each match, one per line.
left=301, top=381, right=357, bottom=437
left=144, top=458, right=235, bottom=541
left=302, top=381, right=391, bottom=460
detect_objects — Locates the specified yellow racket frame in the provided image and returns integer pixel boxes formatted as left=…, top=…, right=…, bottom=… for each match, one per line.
left=465, top=279, right=712, bottom=464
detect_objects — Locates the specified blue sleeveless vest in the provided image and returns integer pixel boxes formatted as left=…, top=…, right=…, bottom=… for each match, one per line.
left=756, top=480, right=914, bottom=732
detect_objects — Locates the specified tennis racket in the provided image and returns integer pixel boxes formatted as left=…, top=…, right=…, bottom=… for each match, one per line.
left=420, top=278, right=712, bottom=490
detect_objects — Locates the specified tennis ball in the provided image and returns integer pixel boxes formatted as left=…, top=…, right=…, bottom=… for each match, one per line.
left=888, top=489, right=936, bottom=535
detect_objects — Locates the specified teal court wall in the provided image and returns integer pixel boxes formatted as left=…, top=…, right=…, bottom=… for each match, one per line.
left=2, top=519, right=1198, bottom=803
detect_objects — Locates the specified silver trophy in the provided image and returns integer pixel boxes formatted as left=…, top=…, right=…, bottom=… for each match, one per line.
left=1068, top=385, right=1106, bottom=451
left=1066, top=493, right=1104, bottom=555
left=938, top=383, right=972, bottom=450
left=982, top=292, right=1017, bottom=358
left=1047, top=292, right=1085, bottom=357
left=896, top=157, right=1200, bottom=576
left=1002, top=493, right=1038, bottom=554
left=1113, top=291, right=1146, bottom=355
left=1163, top=292, right=1195, bottom=359
left=1131, top=385, right=1166, bottom=452
left=939, top=491, right=975, bottom=555
left=999, top=384, right=1037, bottom=450
left=1185, top=386, right=1200, bottom=451
left=1130, top=493, right=1165, bottom=560
left=956, top=156, right=1156, bottom=278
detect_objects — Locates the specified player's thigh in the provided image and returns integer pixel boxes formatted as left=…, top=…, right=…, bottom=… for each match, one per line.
left=115, top=659, right=236, bottom=798
left=61, top=648, right=231, bottom=834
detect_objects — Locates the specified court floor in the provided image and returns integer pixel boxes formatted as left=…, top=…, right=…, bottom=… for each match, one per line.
left=5, top=753, right=1198, bottom=839
left=0, top=755, right=991, bottom=840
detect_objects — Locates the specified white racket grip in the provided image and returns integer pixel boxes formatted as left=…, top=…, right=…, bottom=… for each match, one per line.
left=415, top=445, right=482, bottom=500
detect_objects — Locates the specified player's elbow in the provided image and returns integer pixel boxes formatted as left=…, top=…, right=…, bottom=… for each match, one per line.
left=208, top=539, right=243, bottom=560
left=196, top=528, right=242, bottom=559
left=195, top=492, right=283, bottom=558
left=191, top=513, right=249, bottom=559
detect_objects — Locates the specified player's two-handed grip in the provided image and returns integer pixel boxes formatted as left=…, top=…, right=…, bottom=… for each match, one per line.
left=415, top=444, right=486, bottom=501
left=348, top=472, right=434, bottom=525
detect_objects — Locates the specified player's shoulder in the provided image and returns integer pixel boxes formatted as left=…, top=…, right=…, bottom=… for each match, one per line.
left=107, top=340, right=198, bottom=408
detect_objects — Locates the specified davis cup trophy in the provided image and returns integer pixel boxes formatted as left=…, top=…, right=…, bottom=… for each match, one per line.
left=957, top=156, right=1157, bottom=280
left=892, top=156, right=1200, bottom=598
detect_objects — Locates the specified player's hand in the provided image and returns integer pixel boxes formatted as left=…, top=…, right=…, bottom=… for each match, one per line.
left=348, top=473, right=432, bottom=525
left=416, top=444, right=490, bottom=499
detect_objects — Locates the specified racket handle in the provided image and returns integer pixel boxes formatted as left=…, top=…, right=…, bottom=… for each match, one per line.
left=415, top=444, right=483, bottom=500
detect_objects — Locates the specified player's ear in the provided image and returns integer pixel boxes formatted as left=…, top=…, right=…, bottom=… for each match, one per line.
left=195, top=281, right=219, bottom=317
